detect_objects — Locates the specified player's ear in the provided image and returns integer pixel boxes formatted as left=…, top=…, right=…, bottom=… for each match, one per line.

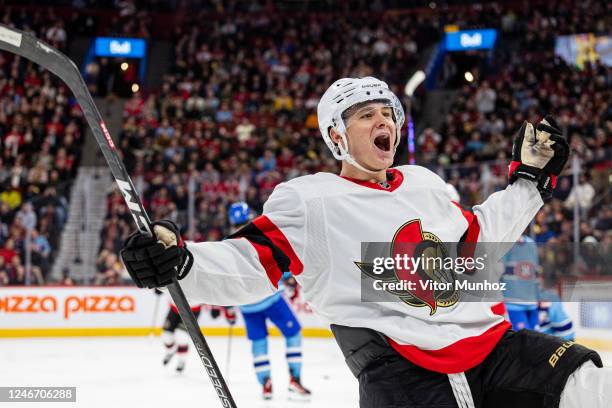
left=329, top=128, right=343, bottom=145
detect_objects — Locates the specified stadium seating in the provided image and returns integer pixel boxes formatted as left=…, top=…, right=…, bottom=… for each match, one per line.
left=0, top=9, right=86, bottom=284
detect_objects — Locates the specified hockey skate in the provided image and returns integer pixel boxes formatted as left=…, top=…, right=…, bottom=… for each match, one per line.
left=288, top=375, right=311, bottom=401
left=262, top=377, right=272, bottom=400
left=176, top=360, right=185, bottom=373
left=162, top=349, right=176, bottom=366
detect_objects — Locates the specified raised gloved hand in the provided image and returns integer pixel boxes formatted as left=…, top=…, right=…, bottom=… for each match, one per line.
left=120, top=220, right=193, bottom=288
left=508, top=116, right=570, bottom=200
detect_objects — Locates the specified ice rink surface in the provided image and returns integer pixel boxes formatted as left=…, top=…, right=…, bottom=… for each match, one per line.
left=0, top=336, right=358, bottom=408
left=2, top=336, right=611, bottom=408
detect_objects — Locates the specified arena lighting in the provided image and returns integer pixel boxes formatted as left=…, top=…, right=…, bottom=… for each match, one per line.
left=121, top=62, right=128, bottom=71
left=131, top=83, right=139, bottom=93
left=464, top=71, right=474, bottom=82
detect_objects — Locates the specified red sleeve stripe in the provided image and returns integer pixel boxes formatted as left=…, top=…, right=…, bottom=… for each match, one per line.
left=252, top=216, right=304, bottom=276
left=226, top=215, right=303, bottom=288
left=245, top=238, right=284, bottom=289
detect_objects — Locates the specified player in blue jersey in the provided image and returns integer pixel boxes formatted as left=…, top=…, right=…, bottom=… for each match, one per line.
left=539, top=289, right=576, bottom=340
left=501, top=234, right=541, bottom=330
left=502, top=232, right=576, bottom=339
left=227, top=202, right=311, bottom=401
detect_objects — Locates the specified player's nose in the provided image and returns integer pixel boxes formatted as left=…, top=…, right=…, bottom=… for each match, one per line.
left=373, top=111, right=388, bottom=126
left=373, top=112, right=393, bottom=130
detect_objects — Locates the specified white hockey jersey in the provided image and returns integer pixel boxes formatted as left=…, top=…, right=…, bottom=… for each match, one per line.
left=180, top=165, right=543, bottom=373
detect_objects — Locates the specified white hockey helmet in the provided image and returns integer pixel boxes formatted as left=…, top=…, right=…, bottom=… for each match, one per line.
left=317, top=76, right=405, bottom=172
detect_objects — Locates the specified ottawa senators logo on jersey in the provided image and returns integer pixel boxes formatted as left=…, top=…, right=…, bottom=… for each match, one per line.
left=356, top=219, right=460, bottom=315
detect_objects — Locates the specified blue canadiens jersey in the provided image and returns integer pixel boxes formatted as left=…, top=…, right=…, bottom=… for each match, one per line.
left=502, top=235, right=540, bottom=310
left=538, top=290, right=575, bottom=340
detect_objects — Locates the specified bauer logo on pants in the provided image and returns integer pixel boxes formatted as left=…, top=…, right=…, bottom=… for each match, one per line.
left=549, top=341, right=575, bottom=368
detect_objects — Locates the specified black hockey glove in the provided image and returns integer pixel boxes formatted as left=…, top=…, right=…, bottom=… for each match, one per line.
left=120, top=220, right=193, bottom=289
left=508, top=116, right=570, bottom=200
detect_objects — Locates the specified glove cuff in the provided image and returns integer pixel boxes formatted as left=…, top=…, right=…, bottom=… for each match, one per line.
left=508, top=161, right=556, bottom=200
left=177, top=245, right=194, bottom=281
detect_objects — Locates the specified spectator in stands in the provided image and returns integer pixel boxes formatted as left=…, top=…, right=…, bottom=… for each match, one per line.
left=0, top=265, right=9, bottom=285
left=95, top=250, right=124, bottom=286
left=475, top=80, right=496, bottom=114
left=0, top=8, right=85, bottom=284
left=45, top=21, right=66, bottom=49
left=565, top=173, right=596, bottom=213
left=15, top=202, right=36, bottom=232
left=30, top=229, right=51, bottom=279
left=0, top=237, right=17, bottom=265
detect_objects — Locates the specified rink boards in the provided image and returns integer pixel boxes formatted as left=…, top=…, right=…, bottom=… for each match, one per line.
left=0, top=286, right=332, bottom=338
left=2, top=287, right=612, bottom=349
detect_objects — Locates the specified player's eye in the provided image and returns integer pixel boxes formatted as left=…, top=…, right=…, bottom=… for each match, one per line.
left=361, top=112, right=373, bottom=119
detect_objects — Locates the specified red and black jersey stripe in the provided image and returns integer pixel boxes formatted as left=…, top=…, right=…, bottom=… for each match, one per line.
left=227, top=215, right=303, bottom=288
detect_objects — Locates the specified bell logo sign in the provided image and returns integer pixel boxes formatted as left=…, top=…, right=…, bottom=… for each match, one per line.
left=109, top=40, right=131, bottom=55
left=94, top=37, right=146, bottom=58
left=445, top=29, right=497, bottom=51
left=460, top=33, right=482, bottom=48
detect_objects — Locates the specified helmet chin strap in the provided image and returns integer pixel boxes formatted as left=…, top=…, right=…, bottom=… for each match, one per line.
left=337, top=133, right=387, bottom=175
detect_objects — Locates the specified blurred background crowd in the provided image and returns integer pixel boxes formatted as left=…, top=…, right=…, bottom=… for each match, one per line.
left=0, top=7, right=85, bottom=285
left=0, top=0, right=609, bottom=285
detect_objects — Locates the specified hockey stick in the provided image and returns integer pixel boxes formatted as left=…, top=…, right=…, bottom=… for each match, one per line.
left=0, top=25, right=237, bottom=408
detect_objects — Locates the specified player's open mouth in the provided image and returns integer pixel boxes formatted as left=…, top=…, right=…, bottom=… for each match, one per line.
left=373, top=134, right=391, bottom=152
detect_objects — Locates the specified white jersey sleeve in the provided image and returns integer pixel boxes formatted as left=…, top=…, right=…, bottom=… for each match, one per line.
left=472, top=178, right=543, bottom=259
left=178, top=182, right=305, bottom=306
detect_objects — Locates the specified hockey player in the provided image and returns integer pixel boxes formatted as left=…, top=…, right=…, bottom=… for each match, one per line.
left=121, top=77, right=611, bottom=407
left=538, top=287, right=576, bottom=341
left=227, top=202, right=310, bottom=401
left=501, top=234, right=541, bottom=330
left=160, top=296, right=202, bottom=372
left=538, top=300, right=576, bottom=341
